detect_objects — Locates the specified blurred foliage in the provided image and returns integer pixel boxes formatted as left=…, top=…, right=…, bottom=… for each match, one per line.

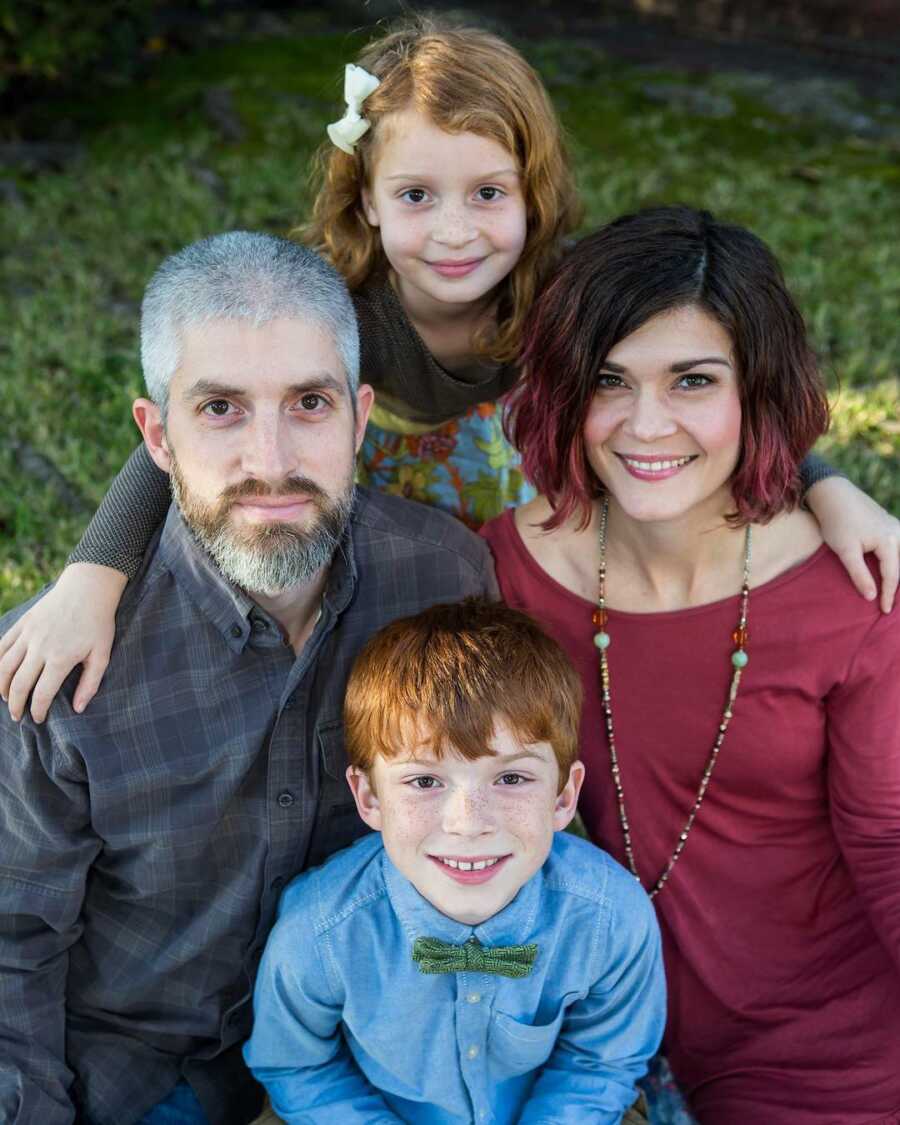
left=0, top=27, right=898, bottom=611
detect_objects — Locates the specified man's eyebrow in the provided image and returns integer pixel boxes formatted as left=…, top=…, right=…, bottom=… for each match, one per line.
left=182, top=374, right=347, bottom=402
left=382, top=167, right=519, bottom=182
left=599, top=357, right=732, bottom=374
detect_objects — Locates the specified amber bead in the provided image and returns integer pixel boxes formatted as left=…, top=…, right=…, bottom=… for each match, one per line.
left=732, top=625, right=748, bottom=646
left=592, top=607, right=608, bottom=627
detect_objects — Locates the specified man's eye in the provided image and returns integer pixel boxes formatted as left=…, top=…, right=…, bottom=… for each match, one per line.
left=202, top=399, right=233, bottom=416
left=299, top=393, right=326, bottom=411
left=400, top=188, right=429, bottom=204
left=475, top=186, right=503, bottom=202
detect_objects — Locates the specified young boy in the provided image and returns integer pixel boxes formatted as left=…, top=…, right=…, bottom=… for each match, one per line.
left=244, top=600, right=665, bottom=1124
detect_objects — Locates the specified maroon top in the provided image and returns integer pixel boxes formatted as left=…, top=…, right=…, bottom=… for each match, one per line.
left=482, top=509, right=900, bottom=1125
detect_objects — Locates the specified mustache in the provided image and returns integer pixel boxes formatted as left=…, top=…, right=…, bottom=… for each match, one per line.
left=219, top=476, right=329, bottom=504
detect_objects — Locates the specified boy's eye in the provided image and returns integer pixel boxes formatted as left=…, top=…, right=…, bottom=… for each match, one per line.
left=400, top=188, right=429, bottom=204
left=409, top=776, right=440, bottom=790
left=497, top=772, right=528, bottom=786
left=475, top=186, right=504, bottom=202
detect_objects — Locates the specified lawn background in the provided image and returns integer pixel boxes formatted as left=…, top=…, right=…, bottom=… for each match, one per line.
left=1, top=7, right=898, bottom=613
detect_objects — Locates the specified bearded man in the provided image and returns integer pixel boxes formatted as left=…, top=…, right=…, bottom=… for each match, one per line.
left=0, top=233, right=497, bottom=1125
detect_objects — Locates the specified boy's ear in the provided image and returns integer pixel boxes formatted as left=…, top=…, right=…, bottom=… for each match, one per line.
left=552, top=761, right=585, bottom=832
left=133, top=398, right=172, bottom=474
left=346, top=766, right=383, bottom=831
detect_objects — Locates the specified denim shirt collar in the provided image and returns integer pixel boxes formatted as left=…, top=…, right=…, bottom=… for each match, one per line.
left=382, top=848, right=545, bottom=951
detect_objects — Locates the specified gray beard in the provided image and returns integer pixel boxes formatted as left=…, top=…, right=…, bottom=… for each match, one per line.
left=169, top=459, right=354, bottom=596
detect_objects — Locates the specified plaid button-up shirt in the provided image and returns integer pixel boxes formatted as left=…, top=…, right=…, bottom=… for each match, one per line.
left=0, top=487, right=497, bottom=1125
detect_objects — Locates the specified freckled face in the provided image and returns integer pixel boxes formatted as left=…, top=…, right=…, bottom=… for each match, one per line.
left=361, top=107, right=528, bottom=317
left=348, top=718, right=583, bottom=925
left=583, top=305, right=743, bottom=525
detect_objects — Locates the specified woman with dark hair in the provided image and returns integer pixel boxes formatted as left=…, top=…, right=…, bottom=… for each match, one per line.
left=481, top=206, right=900, bottom=1124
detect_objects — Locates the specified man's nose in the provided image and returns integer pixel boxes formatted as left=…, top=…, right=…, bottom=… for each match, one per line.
left=624, top=388, right=679, bottom=443
left=431, top=202, right=477, bottom=249
left=239, top=412, right=296, bottom=482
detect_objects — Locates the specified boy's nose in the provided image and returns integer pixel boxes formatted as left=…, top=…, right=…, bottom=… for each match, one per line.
left=441, top=788, right=493, bottom=835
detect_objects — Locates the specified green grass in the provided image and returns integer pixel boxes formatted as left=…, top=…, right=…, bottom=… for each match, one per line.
left=1, top=29, right=898, bottom=612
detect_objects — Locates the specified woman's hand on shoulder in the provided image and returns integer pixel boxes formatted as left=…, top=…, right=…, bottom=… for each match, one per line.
left=0, top=563, right=128, bottom=723
left=804, top=477, right=900, bottom=613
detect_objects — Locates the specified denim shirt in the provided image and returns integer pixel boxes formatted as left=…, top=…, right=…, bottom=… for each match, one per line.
left=244, top=832, right=665, bottom=1124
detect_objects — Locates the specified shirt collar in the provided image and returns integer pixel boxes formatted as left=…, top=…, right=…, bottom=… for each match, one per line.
left=156, top=499, right=359, bottom=652
left=383, top=849, right=545, bottom=950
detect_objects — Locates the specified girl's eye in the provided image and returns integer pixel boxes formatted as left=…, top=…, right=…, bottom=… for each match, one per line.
left=676, top=374, right=715, bottom=389
left=201, top=399, right=235, bottom=417
left=400, top=188, right=429, bottom=205
left=298, top=392, right=327, bottom=412
left=497, top=773, right=528, bottom=786
left=409, top=776, right=440, bottom=790
left=475, top=186, right=504, bottom=202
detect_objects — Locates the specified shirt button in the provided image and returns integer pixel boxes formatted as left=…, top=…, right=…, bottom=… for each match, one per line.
left=277, top=791, right=295, bottom=808
left=251, top=617, right=267, bottom=633
left=230, top=625, right=242, bottom=638
left=467, top=992, right=481, bottom=1004
left=466, top=1045, right=480, bottom=1060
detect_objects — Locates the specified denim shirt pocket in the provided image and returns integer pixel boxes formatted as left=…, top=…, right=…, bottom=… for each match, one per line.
left=489, top=1005, right=567, bottom=1076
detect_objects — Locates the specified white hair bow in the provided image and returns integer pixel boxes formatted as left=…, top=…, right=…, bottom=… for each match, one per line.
left=326, top=64, right=381, bottom=154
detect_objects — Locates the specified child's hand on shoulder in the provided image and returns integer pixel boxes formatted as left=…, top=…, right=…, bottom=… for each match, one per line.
left=0, top=562, right=126, bottom=722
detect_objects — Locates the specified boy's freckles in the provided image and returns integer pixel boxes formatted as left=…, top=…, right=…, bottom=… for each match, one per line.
left=354, top=718, right=583, bottom=925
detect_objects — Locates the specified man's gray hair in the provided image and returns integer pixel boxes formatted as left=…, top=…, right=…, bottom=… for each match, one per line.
left=140, top=231, right=360, bottom=410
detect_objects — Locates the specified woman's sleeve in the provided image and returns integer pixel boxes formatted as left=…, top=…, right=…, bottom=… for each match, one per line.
left=798, top=452, right=843, bottom=494
left=827, top=602, right=900, bottom=972
left=67, top=443, right=171, bottom=580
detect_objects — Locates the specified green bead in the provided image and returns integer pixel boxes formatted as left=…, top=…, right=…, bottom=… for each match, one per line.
left=594, top=632, right=611, bottom=650
left=731, top=650, right=749, bottom=668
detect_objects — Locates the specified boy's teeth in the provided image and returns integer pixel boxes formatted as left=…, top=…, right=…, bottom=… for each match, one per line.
left=441, top=857, right=499, bottom=871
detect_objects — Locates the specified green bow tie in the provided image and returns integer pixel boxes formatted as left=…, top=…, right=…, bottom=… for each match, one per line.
left=412, top=936, right=538, bottom=978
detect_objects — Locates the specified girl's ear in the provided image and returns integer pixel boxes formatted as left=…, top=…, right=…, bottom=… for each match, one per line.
left=361, top=188, right=380, bottom=228
left=347, top=766, right=383, bottom=831
left=552, top=760, right=585, bottom=832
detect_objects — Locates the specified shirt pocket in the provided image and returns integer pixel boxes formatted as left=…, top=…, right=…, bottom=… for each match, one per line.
left=305, top=720, right=370, bottom=869
left=489, top=1005, right=567, bottom=1076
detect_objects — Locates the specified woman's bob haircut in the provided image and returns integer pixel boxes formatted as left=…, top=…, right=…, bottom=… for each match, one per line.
left=506, top=205, right=831, bottom=530
left=302, top=14, right=580, bottom=364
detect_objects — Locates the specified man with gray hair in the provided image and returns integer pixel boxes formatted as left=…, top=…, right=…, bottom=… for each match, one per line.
left=0, top=232, right=497, bottom=1125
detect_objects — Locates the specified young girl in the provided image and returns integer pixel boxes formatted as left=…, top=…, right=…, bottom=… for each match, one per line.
left=0, top=20, right=895, bottom=719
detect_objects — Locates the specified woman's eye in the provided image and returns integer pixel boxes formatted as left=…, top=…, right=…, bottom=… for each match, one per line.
left=475, top=186, right=503, bottom=202
left=677, top=374, right=715, bottom=389
left=596, top=374, right=626, bottom=390
left=201, top=399, right=234, bottom=417
left=400, top=188, right=429, bottom=204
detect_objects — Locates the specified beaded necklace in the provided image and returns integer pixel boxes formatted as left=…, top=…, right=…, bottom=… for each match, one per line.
left=592, top=497, right=752, bottom=899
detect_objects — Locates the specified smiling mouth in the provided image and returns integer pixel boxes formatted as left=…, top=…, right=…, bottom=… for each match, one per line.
left=429, top=854, right=512, bottom=884
left=616, top=453, right=698, bottom=479
left=426, top=258, right=484, bottom=277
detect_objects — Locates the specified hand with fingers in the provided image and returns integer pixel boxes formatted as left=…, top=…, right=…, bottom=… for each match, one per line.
left=0, top=563, right=128, bottom=722
left=805, top=476, right=900, bottom=614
